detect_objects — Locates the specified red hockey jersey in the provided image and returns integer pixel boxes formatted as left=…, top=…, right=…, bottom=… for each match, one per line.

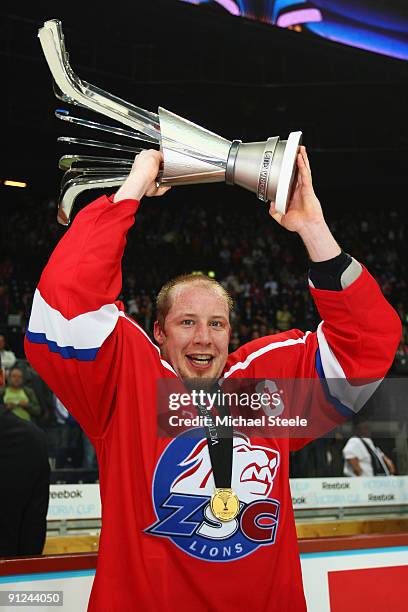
left=25, top=195, right=401, bottom=612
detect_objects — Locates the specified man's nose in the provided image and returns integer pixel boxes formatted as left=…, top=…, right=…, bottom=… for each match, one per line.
left=193, top=323, right=212, bottom=345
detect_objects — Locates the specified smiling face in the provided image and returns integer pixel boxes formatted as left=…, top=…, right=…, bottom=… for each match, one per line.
left=154, top=281, right=231, bottom=380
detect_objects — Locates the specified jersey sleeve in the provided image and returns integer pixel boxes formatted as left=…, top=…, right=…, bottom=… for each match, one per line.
left=24, top=194, right=149, bottom=437
left=310, top=266, right=401, bottom=414
left=224, top=266, right=401, bottom=449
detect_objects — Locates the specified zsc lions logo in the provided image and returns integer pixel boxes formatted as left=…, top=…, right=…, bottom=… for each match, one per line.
left=145, top=429, right=280, bottom=562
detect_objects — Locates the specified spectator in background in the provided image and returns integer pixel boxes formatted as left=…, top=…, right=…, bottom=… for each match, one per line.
left=0, top=354, right=50, bottom=556
left=343, top=420, right=396, bottom=477
left=264, top=274, right=278, bottom=299
left=275, top=303, right=293, bottom=331
left=0, top=366, right=41, bottom=422
left=52, top=394, right=82, bottom=469
left=0, top=333, right=16, bottom=373
left=127, top=295, right=140, bottom=318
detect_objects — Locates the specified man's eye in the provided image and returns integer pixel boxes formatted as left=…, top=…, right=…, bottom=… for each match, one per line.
left=210, top=320, right=223, bottom=327
left=181, top=319, right=194, bottom=325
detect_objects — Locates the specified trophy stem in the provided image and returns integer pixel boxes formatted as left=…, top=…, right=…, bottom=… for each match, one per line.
left=55, top=111, right=158, bottom=144
left=58, top=155, right=133, bottom=171
left=58, top=136, right=143, bottom=155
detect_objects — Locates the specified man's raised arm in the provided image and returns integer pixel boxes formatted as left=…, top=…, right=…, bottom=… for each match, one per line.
left=25, top=151, right=169, bottom=436
left=270, top=147, right=401, bottom=405
left=227, top=148, right=401, bottom=438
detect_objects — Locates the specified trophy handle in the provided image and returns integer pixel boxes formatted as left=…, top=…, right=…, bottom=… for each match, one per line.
left=55, top=111, right=158, bottom=145
left=57, top=136, right=142, bottom=155
left=60, top=168, right=132, bottom=192
left=58, top=155, right=133, bottom=171
left=58, top=175, right=128, bottom=226
left=38, top=20, right=161, bottom=141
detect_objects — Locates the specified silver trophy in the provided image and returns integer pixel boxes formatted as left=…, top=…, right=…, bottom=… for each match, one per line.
left=38, top=20, right=302, bottom=225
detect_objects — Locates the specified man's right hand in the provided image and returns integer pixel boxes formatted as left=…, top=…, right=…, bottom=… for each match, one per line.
left=113, top=150, right=171, bottom=202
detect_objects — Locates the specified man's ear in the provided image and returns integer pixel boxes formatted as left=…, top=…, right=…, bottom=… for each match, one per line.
left=0, top=367, right=5, bottom=388
left=153, top=320, right=166, bottom=346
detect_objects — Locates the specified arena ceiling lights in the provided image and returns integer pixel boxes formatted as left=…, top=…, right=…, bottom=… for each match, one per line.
left=180, top=0, right=408, bottom=61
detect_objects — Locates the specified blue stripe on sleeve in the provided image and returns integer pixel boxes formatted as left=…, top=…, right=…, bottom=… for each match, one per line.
left=26, top=330, right=99, bottom=362
left=315, top=348, right=354, bottom=417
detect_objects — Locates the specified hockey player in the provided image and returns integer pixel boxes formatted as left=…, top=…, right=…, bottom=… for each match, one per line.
left=25, top=148, right=401, bottom=611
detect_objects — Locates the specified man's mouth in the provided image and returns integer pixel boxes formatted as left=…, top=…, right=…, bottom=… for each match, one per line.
left=186, top=354, right=214, bottom=368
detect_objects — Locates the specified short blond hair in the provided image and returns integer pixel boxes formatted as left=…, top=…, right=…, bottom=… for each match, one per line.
left=156, top=273, right=233, bottom=329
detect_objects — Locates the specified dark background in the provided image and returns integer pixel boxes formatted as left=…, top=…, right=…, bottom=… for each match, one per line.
left=1, top=0, right=407, bottom=213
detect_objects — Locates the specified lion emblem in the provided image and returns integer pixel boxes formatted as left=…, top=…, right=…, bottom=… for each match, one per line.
left=171, top=433, right=280, bottom=504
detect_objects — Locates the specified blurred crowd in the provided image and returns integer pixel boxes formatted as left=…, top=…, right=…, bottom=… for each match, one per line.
left=1, top=189, right=407, bottom=477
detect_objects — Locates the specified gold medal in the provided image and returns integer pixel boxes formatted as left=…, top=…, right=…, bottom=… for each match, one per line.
left=210, top=488, right=240, bottom=522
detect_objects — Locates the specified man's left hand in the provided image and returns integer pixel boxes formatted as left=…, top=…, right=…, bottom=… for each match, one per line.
left=268, top=146, right=324, bottom=233
left=268, top=146, right=341, bottom=262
